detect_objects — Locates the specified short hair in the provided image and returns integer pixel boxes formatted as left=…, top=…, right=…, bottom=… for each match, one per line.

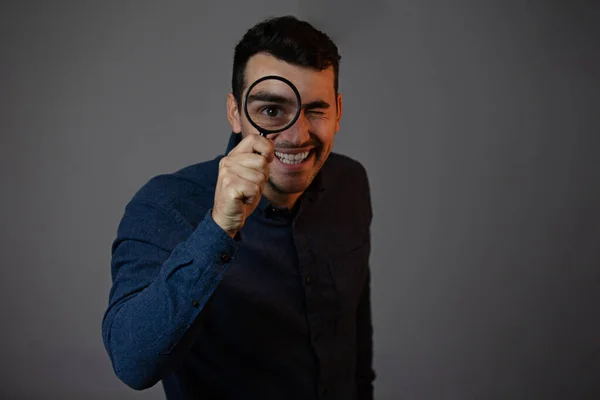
left=232, top=15, right=341, bottom=106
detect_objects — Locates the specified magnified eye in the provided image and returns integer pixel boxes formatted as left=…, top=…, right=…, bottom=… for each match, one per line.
left=262, top=106, right=283, bottom=118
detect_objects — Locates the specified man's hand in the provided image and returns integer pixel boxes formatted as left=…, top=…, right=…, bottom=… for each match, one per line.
left=212, top=134, right=274, bottom=238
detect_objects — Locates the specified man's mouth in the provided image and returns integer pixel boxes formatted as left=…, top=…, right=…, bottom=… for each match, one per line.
left=274, top=150, right=312, bottom=165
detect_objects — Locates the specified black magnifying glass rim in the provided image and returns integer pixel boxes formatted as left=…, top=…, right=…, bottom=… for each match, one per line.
left=243, top=75, right=302, bottom=136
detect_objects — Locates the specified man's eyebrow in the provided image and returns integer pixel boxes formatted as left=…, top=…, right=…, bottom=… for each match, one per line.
left=247, top=92, right=331, bottom=110
left=246, top=92, right=296, bottom=106
left=302, top=100, right=331, bottom=110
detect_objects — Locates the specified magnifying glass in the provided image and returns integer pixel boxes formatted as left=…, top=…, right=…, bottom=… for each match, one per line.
left=243, top=75, right=302, bottom=137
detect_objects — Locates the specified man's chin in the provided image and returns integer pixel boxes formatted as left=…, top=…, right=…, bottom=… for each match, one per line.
left=267, top=178, right=309, bottom=196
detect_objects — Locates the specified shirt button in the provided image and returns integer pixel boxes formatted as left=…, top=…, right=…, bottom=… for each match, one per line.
left=192, top=299, right=200, bottom=308
left=220, top=252, right=232, bottom=263
left=305, top=275, right=312, bottom=284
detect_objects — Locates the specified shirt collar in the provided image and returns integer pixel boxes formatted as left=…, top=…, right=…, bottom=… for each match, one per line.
left=223, top=132, right=326, bottom=218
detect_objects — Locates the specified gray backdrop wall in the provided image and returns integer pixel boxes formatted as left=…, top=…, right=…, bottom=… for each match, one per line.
left=1, top=1, right=599, bottom=399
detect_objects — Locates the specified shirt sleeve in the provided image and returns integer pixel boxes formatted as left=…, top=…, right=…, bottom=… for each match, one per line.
left=101, top=199, right=239, bottom=390
left=356, top=249, right=376, bottom=400
left=356, top=164, right=376, bottom=399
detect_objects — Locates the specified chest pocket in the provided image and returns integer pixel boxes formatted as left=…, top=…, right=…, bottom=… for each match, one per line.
left=327, top=239, right=370, bottom=313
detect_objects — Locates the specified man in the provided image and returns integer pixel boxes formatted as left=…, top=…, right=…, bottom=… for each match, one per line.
left=102, top=15, right=375, bottom=400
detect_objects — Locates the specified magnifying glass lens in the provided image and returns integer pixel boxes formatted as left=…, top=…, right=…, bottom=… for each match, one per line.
left=245, top=78, right=300, bottom=133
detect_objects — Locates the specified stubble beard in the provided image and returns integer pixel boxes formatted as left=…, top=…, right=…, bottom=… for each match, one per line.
left=267, top=171, right=312, bottom=195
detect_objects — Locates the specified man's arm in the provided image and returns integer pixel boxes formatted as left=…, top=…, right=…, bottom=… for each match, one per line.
left=101, top=199, right=238, bottom=390
left=356, top=163, right=376, bottom=399
left=356, top=256, right=376, bottom=399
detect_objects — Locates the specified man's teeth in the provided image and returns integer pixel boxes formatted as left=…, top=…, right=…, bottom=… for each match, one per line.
left=275, top=151, right=310, bottom=164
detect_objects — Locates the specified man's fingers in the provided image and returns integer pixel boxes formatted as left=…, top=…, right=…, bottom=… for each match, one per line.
left=227, top=179, right=261, bottom=204
left=212, top=134, right=274, bottom=236
left=223, top=153, right=270, bottom=176
left=229, top=134, right=274, bottom=161
left=228, top=162, right=269, bottom=186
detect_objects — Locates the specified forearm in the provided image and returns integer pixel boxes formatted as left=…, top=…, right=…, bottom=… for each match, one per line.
left=102, top=208, right=238, bottom=390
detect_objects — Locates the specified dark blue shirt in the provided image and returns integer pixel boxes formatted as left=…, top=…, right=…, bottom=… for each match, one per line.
left=102, top=133, right=375, bottom=399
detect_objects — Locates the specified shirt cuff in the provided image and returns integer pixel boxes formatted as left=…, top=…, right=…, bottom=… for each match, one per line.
left=183, top=208, right=241, bottom=264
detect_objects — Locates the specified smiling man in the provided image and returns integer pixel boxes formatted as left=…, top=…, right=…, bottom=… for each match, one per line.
left=102, top=16, right=375, bottom=400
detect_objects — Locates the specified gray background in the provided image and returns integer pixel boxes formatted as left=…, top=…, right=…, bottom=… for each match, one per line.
left=1, top=1, right=599, bottom=399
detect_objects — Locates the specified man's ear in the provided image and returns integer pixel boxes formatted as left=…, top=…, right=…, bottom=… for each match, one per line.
left=227, top=93, right=242, bottom=133
left=335, top=92, right=343, bottom=133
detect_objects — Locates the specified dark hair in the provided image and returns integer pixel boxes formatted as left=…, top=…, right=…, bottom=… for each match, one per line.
left=232, top=15, right=341, bottom=106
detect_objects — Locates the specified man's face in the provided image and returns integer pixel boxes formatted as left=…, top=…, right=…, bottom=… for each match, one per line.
left=228, top=52, right=342, bottom=196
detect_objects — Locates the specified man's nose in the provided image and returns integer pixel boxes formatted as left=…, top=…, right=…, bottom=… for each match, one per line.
left=279, top=110, right=311, bottom=144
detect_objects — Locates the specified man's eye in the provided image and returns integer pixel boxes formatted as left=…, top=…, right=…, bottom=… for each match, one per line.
left=263, top=107, right=281, bottom=117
